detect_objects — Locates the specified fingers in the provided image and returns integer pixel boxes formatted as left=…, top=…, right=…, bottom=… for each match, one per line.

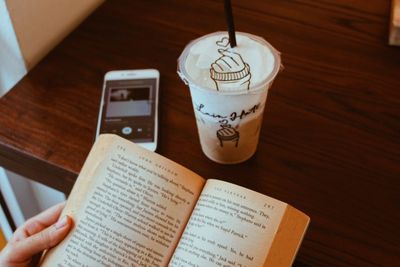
left=218, top=49, right=243, bottom=63
left=214, top=49, right=245, bottom=72
left=11, top=215, right=73, bottom=262
left=213, top=57, right=240, bottom=72
left=12, top=202, right=66, bottom=242
left=0, top=203, right=72, bottom=266
left=212, top=62, right=225, bottom=72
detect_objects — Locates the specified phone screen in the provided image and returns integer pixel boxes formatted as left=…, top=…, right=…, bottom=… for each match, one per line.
left=100, top=78, right=156, bottom=142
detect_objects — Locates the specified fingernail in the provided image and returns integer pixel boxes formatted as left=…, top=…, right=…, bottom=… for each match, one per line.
left=54, top=216, right=68, bottom=230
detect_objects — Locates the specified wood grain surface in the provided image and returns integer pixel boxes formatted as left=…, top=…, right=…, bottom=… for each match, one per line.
left=0, top=0, right=399, bottom=265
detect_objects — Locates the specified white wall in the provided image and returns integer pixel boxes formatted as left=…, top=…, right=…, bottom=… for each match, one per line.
left=0, top=0, right=26, bottom=96
left=0, top=206, right=13, bottom=240
left=0, top=0, right=66, bottom=235
left=0, top=168, right=25, bottom=227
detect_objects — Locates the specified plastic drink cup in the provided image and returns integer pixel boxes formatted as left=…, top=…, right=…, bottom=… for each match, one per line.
left=178, top=32, right=281, bottom=164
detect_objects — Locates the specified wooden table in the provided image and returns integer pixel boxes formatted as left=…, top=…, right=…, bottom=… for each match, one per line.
left=1, top=0, right=399, bottom=265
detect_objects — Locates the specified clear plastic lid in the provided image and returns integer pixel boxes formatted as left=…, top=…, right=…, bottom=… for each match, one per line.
left=178, top=31, right=282, bottom=95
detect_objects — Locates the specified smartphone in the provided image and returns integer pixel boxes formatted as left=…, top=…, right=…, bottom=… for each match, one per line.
left=96, top=69, right=159, bottom=151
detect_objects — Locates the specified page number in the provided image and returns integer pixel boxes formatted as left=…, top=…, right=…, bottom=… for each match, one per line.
left=116, top=145, right=126, bottom=152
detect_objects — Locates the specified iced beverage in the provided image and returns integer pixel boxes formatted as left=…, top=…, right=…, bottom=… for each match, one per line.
left=178, top=32, right=281, bottom=164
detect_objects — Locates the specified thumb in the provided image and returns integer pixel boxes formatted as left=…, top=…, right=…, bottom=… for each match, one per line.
left=218, top=48, right=238, bottom=57
left=217, top=49, right=244, bottom=63
left=14, top=215, right=73, bottom=260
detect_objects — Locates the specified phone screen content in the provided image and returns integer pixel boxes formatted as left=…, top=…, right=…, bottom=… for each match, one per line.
left=100, top=78, right=156, bottom=143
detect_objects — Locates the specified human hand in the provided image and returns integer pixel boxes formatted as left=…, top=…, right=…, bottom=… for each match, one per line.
left=212, top=49, right=247, bottom=73
left=210, top=49, right=251, bottom=91
left=0, top=202, right=72, bottom=267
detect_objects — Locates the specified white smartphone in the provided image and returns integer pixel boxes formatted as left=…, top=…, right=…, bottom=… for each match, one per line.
left=96, top=69, right=159, bottom=151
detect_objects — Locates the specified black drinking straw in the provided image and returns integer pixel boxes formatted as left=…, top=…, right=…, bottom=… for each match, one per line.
left=224, top=0, right=237, bottom=48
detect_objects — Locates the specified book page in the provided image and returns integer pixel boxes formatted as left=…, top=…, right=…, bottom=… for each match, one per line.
left=169, top=179, right=287, bottom=267
left=41, top=134, right=205, bottom=266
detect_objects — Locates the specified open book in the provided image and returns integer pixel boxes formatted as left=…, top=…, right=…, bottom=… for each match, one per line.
left=40, top=134, right=309, bottom=267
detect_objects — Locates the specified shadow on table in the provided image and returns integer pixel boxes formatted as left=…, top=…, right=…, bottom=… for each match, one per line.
left=293, top=261, right=312, bottom=267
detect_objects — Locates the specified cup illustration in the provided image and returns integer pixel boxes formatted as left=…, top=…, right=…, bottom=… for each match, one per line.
left=178, top=32, right=281, bottom=164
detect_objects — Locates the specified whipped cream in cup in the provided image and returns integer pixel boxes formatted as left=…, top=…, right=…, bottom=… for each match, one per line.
left=178, top=32, right=281, bottom=164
